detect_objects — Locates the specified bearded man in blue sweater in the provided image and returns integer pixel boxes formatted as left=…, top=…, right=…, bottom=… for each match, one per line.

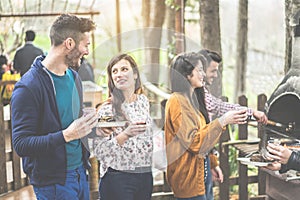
left=11, top=14, right=98, bottom=200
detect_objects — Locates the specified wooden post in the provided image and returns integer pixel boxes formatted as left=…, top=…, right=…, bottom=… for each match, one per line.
left=88, top=157, right=99, bottom=199
left=257, top=94, right=267, bottom=196
left=219, top=96, right=230, bottom=200
left=238, top=95, right=248, bottom=140
left=219, top=143, right=230, bottom=200
left=11, top=105, right=22, bottom=190
left=0, top=103, right=8, bottom=193
left=238, top=95, right=248, bottom=200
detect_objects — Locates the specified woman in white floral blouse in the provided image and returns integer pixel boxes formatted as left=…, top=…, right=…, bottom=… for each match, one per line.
left=93, top=53, right=153, bottom=200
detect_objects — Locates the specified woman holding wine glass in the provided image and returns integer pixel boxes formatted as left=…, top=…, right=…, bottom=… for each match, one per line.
left=93, top=53, right=153, bottom=200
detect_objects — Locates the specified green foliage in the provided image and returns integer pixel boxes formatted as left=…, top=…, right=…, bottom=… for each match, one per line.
left=4, top=32, right=50, bottom=60
left=230, top=185, right=239, bottom=197
left=34, top=33, right=51, bottom=53
left=228, top=145, right=238, bottom=177
left=227, top=124, right=239, bottom=193
left=165, top=0, right=181, bottom=11
left=165, top=0, right=198, bottom=11
left=167, top=36, right=176, bottom=60
left=185, top=0, right=199, bottom=12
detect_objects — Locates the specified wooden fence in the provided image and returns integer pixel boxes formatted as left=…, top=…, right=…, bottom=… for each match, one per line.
left=0, top=80, right=28, bottom=195
left=0, top=102, right=28, bottom=195
left=217, top=94, right=268, bottom=200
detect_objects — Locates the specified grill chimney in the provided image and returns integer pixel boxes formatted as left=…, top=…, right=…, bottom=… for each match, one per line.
left=292, top=14, right=300, bottom=69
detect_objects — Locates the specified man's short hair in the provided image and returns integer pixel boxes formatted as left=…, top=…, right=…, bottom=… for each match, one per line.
left=25, top=30, right=36, bottom=42
left=198, top=49, right=222, bottom=64
left=50, top=14, right=96, bottom=46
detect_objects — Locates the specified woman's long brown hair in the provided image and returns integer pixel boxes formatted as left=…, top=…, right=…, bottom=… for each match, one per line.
left=106, top=53, right=143, bottom=120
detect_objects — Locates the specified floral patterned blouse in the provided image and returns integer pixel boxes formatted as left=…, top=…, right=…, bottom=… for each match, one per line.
left=93, top=94, right=153, bottom=178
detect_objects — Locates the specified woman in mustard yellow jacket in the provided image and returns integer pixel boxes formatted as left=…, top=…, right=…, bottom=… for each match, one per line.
left=165, top=52, right=248, bottom=200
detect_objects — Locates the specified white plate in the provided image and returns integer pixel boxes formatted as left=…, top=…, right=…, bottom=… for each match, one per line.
left=245, top=138, right=260, bottom=144
left=237, top=157, right=272, bottom=167
left=97, top=121, right=127, bottom=128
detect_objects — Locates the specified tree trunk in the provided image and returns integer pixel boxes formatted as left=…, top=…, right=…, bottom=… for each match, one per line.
left=142, top=0, right=151, bottom=27
left=142, top=0, right=152, bottom=82
left=142, top=0, right=166, bottom=84
left=165, top=4, right=176, bottom=89
left=199, top=0, right=222, bottom=97
left=234, top=0, right=248, bottom=101
left=149, top=0, right=166, bottom=84
left=166, top=3, right=176, bottom=61
left=175, top=0, right=185, bottom=54
left=142, top=0, right=151, bottom=50
left=116, top=0, right=121, bottom=52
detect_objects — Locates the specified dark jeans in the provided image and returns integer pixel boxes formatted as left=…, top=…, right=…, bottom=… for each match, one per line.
left=205, top=156, right=214, bottom=200
left=99, top=167, right=153, bottom=200
left=176, top=195, right=206, bottom=200
left=33, top=165, right=89, bottom=200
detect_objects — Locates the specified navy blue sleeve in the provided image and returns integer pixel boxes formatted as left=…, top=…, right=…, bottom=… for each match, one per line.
left=11, top=83, right=66, bottom=157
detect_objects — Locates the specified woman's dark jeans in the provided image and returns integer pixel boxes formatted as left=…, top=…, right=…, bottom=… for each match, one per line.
left=99, top=167, right=153, bottom=200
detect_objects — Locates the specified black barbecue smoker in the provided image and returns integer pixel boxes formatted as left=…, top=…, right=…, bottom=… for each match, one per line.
left=261, top=14, right=300, bottom=200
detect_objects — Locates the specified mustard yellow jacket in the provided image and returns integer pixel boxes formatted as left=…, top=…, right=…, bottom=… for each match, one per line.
left=164, top=93, right=225, bottom=198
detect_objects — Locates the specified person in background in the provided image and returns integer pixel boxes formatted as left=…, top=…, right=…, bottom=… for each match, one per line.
left=11, top=14, right=98, bottom=200
left=78, top=57, right=95, bottom=82
left=264, top=143, right=300, bottom=172
left=165, top=52, right=249, bottom=200
left=93, top=53, right=153, bottom=200
left=0, top=54, right=9, bottom=80
left=0, top=54, right=19, bottom=105
left=13, top=30, right=43, bottom=76
left=197, top=49, right=268, bottom=200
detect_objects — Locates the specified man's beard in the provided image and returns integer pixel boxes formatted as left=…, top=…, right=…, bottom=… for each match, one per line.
left=65, top=48, right=82, bottom=71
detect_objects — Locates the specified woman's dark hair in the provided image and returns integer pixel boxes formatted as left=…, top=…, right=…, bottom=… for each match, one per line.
left=170, top=52, right=202, bottom=93
left=195, top=87, right=210, bottom=123
left=195, top=53, right=210, bottom=123
left=170, top=52, right=205, bottom=111
left=106, top=53, right=143, bottom=119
